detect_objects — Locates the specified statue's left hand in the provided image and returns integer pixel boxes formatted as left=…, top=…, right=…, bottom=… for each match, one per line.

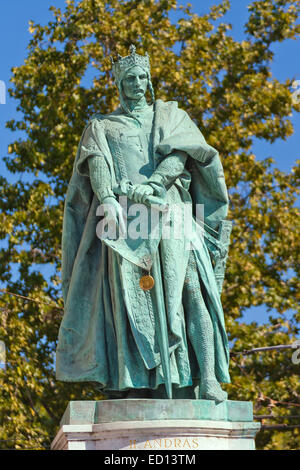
left=129, top=184, right=154, bottom=203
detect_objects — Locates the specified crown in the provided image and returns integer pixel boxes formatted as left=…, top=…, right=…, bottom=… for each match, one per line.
left=110, top=45, right=150, bottom=83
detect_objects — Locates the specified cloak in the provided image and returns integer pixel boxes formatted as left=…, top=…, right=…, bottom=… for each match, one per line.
left=56, top=99, right=231, bottom=390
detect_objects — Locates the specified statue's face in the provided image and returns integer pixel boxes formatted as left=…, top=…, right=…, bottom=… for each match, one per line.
left=121, top=65, right=148, bottom=100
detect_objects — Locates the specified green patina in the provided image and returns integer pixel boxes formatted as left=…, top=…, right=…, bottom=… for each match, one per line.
left=60, top=400, right=254, bottom=426
left=56, top=45, right=232, bottom=402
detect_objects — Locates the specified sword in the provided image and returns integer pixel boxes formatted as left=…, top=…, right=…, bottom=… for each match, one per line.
left=114, top=179, right=172, bottom=397
left=114, top=181, right=169, bottom=212
left=152, top=250, right=172, bottom=399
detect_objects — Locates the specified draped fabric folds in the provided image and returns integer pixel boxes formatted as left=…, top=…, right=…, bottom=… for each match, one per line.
left=56, top=99, right=230, bottom=392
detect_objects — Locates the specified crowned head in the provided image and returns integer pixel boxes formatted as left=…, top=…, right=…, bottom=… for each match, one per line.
left=110, top=45, right=151, bottom=85
left=110, top=45, right=155, bottom=112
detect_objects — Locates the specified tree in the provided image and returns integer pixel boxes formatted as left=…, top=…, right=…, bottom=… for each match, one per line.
left=0, top=0, right=299, bottom=450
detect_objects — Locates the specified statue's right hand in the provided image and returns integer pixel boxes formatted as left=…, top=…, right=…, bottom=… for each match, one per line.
left=101, top=196, right=126, bottom=236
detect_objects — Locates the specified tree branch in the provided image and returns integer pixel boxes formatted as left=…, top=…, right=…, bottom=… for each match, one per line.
left=230, top=344, right=296, bottom=357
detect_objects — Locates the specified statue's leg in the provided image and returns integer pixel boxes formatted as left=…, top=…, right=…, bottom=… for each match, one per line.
left=182, top=251, right=227, bottom=403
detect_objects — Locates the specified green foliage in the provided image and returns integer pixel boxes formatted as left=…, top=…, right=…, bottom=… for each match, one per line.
left=0, top=0, right=299, bottom=450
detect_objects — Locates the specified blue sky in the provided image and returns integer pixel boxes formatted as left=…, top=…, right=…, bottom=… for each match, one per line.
left=0, top=0, right=299, bottom=325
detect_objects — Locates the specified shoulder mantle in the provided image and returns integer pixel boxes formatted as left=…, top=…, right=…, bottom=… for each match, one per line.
left=85, top=113, right=117, bottom=134
left=155, top=99, right=178, bottom=112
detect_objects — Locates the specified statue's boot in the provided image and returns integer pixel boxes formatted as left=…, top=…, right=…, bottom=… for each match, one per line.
left=199, top=378, right=227, bottom=403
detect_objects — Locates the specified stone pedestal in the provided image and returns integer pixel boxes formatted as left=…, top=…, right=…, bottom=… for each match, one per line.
left=51, top=399, right=261, bottom=451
